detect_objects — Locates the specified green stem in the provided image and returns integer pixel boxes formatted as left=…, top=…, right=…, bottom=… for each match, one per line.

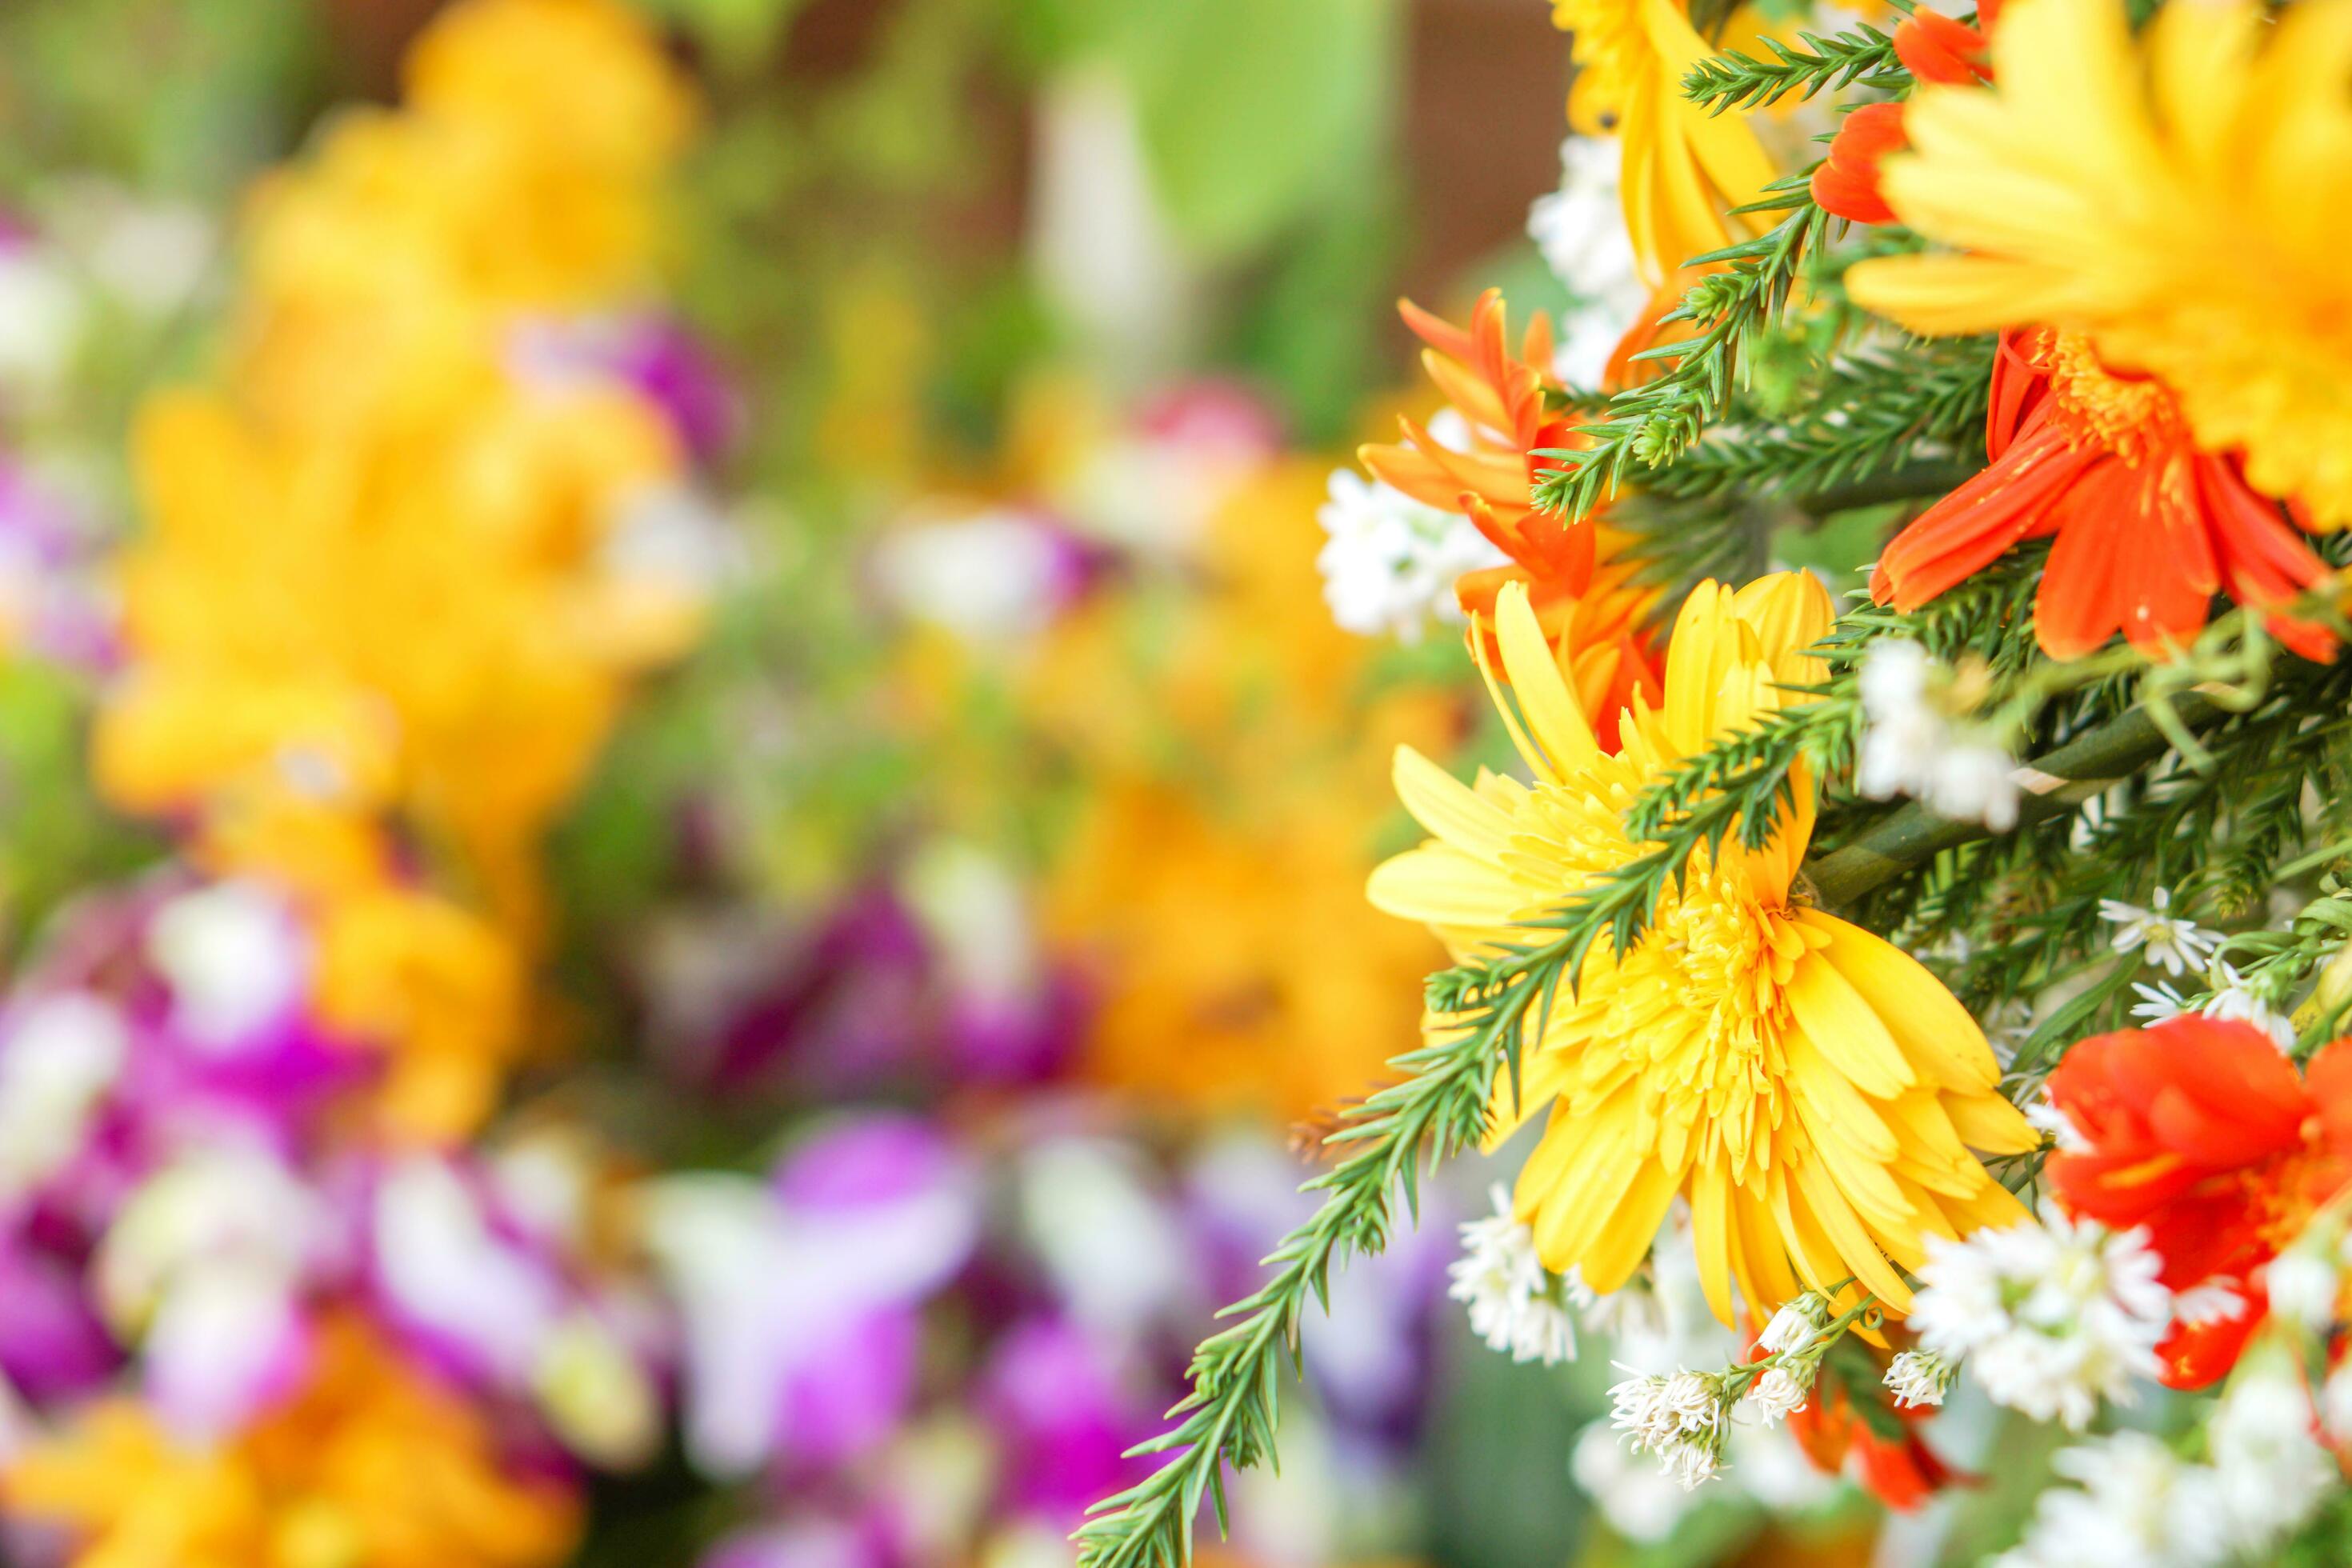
left=1807, top=692, right=2223, bottom=909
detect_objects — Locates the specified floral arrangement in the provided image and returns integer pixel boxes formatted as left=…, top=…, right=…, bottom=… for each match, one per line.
left=1074, top=0, right=2352, bottom=1562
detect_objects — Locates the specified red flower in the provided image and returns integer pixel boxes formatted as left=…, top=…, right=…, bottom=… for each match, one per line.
left=1810, top=7, right=1998, bottom=226
left=1872, top=328, right=2334, bottom=661
left=2046, top=1015, right=2352, bottom=1386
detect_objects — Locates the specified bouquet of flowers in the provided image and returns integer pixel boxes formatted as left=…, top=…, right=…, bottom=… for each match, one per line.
left=1078, top=0, right=2352, bottom=1562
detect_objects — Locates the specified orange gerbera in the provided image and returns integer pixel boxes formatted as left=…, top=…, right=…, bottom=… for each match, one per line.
left=1872, top=327, right=2333, bottom=660
left=1359, top=290, right=1662, bottom=741
left=1811, top=6, right=1998, bottom=226
left=2046, top=1016, right=2352, bottom=1387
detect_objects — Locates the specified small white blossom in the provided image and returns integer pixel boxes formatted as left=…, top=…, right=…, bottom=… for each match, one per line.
left=2099, top=887, right=2220, bottom=977
left=1854, top=639, right=2021, bottom=830
left=1448, top=1185, right=1577, bottom=1365
left=1910, top=1206, right=2173, bottom=1430
left=1883, top=1349, right=1956, bottom=1410
left=1315, top=466, right=1506, bottom=643
left=2262, top=1247, right=2341, bottom=1330
left=2022, top=1090, right=2090, bottom=1153
left=1740, top=1364, right=1810, bottom=1426
left=1608, top=1367, right=1733, bottom=1489
left=2168, top=1278, right=2246, bottom=1329
left=1758, top=1294, right=1829, bottom=1356
left=1661, top=1440, right=1722, bottom=1490
left=2131, top=969, right=2294, bottom=1051
left=1526, top=138, right=1646, bottom=387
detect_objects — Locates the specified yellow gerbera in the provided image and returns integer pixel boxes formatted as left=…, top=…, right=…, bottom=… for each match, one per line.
left=1552, top=0, right=1778, bottom=283
left=1369, top=574, right=2035, bottom=1321
left=1847, top=0, right=2352, bottom=526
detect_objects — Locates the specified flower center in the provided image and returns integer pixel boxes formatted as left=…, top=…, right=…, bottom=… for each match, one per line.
left=2035, top=327, right=2192, bottom=467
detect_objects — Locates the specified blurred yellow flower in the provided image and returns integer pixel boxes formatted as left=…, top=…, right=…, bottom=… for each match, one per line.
left=94, top=0, right=708, bottom=950
left=4, top=1318, right=578, bottom=1568
left=1370, top=574, right=2035, bottom=1321
left=1039, top=461, right=1454, bottom=1122
left=1551, top=0, right=1778, bottom=282
left=1848, top=0, right=2352, bottom=525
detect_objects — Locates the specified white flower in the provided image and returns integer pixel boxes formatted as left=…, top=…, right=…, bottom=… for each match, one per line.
left=2099, top=887, right=2220, bottom=976
left=1758, top=1294, right=1828, bottom=1356
left=1993, top=1430, right=2206, bottom=1568
left=1608, top=1371, right=1681, bottom=1450
left=1658, top=1370, right=1725, bottom=1436
left=2022, top=1090, right=2090, bottom=1153
left=1449, top=1185, right=1578, bottom=1365
left=2195, top=966, right=2297, bottom=1052
left=1570, top=1420, right=1694, bottom=1542
left=1740, top=1364, right=1810, bottom=1426
left=2168, top=1278, right=2246, bottom=1329
left=0, top=992, right=126, bottom=1202
left=1854, top=639, right=2020, bottom=830
left=1526, top=137, right=1646, bottom=387
left=2203, top=1353, right=2336, bottom=1555
left=146, top=880, right=306, bottom=1050
left=2131, top=969, right=2295, bottom=1051
left=871, top=509, right=1082, bottom=646
left=2319, top=1359, right=2352, bottom=1443
left=1314, top=466, right=1505, bottom=643
left=1883, top=1349, right=1956, bottom=1410
left=2262, top=1247, right=2340, bottom=1330
left=1662, top=1439, right=1722, bottom=1490
left=1910, top=1206, right=2172, bottom=1430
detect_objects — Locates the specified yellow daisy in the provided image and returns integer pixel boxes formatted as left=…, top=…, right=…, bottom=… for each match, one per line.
left=1847, top=0, right=2352, bottom=526
left=1369, top=574, right=2035, bottom=1321
left=1552, top=0, right=1778, bottom=283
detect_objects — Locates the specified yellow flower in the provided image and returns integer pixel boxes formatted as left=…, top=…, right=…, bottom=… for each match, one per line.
left=4, top=1318, right=578, bottom=1568
left=1551, top=0, right=1778, bottom=282
left=1846, top=0, right=2352, bottom=526
left=1369, top=574, right=2034, bottom=1320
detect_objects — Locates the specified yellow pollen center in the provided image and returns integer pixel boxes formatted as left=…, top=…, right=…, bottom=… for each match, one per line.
left=2038, top=327, right=2191, bottom=467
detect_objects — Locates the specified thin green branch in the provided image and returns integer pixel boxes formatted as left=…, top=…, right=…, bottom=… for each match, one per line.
left=1681, top=26, right=1906, bottom=114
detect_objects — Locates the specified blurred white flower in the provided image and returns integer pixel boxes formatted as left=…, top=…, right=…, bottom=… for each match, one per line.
left=146, top=880, right=306, bottom=1050
left=2262, top=1246, right=2340, bottom=1330
left=1910, top=1206, right=2172, bottom=1430
left=1447, top=1184, right=1576, bottom=1365
left=1993, top=1430, right=2205, bottom=1568
left=1314, top=466, right=1504, bottom=643
left=1571, top=1419, right=1693, bottom=1541
left=871, top=510, right=1085, bottom=647
left=2099, top=887, right=2219, bottom=976
left=1854, top=638, right=2020, bottom=830
left=0, top=991, right=126, bottom=1202
left=374, top=1156, right=562, bottom=1382
left=1526, top=138, right=1646, bottom=387
left=2202, top=1351, right=2336, bottom=1554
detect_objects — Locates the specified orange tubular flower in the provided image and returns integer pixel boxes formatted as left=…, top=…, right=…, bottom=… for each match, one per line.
left=1871, top=328, right=2334, bottom=661
left=2046, top=1016, right=2352, bottom=1387
left=1810, top=7, right=1996, bottom=226
left=1359, top=290, right=1662, bottom=742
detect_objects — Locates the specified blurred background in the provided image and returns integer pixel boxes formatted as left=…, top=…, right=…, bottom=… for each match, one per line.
left=0, top=2, right=1942, bottom=1565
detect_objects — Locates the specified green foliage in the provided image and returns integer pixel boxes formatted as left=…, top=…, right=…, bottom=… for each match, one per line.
left=1680, top=26, right=1906, bottom=114
left=1530, top=181, right=1832, bottom=524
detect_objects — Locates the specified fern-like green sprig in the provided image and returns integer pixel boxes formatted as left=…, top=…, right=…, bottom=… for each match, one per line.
left=1681, top=26, right=1906, bottom=114
left=1529, top=182, right=1831, bottom=524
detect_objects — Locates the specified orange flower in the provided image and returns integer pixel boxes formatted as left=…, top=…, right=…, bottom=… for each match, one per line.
left=1785, top=1366, right=1967, bottom=1510
left=1810, top=7, right=1997, bottom=226
left=1359, top=291, right=1662, bottom=739
left=2046, top=1016, right=2352, bottom=1386
left=1872, top=328, right=2333, bottom=660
